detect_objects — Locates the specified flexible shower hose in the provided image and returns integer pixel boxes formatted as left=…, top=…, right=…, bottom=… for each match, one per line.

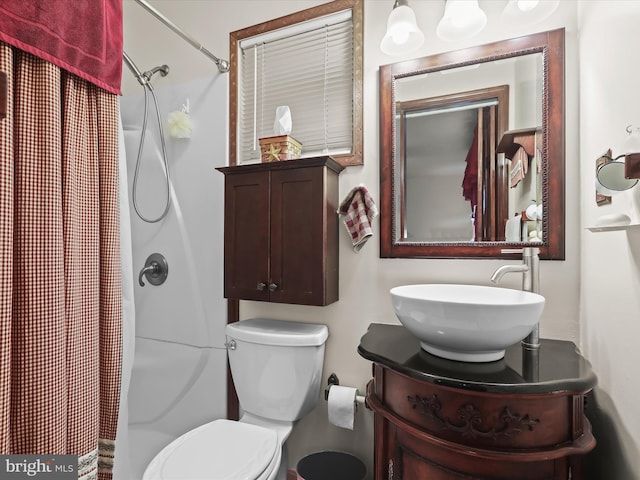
left=132, top=81, right=171, bottom=223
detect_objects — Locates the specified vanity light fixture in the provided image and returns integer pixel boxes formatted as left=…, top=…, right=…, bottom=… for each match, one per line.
left=595, top=125, right=640, bottom=193
left=502, top=0, right=560, bottom=24
left=382, top=0, right=560, bottom=52
left=380, top=0, right=425, bottom=56
left=436, top=0, right=487, bottom=42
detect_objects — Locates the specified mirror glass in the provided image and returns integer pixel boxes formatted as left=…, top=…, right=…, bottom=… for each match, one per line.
left=379, top=29, right=565, bottom=259
left=596, top=159, right=638, bottom=191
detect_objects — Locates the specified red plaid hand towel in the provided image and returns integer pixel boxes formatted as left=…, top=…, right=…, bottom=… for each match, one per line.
left=337, top=185, right=379, bottom=252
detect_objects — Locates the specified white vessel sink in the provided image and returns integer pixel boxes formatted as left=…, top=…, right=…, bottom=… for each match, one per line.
left=390, top=284, right=545, bottom=362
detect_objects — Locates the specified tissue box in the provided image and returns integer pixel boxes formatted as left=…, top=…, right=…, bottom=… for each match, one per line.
left=258, top=135, right=302, bottom=163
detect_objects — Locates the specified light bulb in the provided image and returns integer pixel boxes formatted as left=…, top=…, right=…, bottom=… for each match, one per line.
left=517, top=0, right=539, bottom=12
left=449, top=2, right=475, bottom=28
left=437, top=0, right=487, bottom=42
left=391, top=28, right=410, bottom=45
left=502, top=0, right=559, bottom=24
left=380, top=1, right=424, bottom=55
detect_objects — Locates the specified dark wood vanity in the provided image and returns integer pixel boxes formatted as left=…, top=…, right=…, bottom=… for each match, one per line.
left=359, top=324, right=597, bottom=480
left=217, top=156, right=343, bottom=306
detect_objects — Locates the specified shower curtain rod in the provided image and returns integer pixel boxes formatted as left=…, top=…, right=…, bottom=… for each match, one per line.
left=132, top=0, right=230, bottom=73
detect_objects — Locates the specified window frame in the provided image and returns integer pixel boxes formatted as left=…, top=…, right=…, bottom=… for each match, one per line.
left=229, top=0, right=363, bottom=167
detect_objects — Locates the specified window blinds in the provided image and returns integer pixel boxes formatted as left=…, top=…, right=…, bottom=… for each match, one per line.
left=238, top=12, right=354, bottom=163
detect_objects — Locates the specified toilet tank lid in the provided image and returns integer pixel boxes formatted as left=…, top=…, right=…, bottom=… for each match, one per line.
left=226, top=318, right=328, bottom=346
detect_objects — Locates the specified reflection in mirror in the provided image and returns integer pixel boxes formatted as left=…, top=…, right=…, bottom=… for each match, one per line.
left=379, top=29, right=565, bottom=259
left=396, top=84, right=511, bottom=242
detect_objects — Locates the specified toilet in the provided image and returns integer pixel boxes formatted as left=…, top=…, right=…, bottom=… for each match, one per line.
left=142, top=318, right=329, bottom=480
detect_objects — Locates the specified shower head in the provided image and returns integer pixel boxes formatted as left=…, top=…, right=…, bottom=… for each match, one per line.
left=122, top=52, right=170, bottom=86
left=142, top=65, right=170, bottom=83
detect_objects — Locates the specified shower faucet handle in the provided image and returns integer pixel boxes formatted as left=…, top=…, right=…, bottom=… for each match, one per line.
left=139, top=253, right=169, bottom=287
left=138, top=263, right=159, bottom=286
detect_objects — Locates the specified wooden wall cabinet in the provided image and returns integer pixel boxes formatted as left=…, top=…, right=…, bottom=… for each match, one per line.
left=217, top=156, right=343, bottom=306
left=359, top=324, right=597, bottom=480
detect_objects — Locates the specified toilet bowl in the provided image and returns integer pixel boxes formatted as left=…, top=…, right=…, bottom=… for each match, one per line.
left=142, top=318, right=329, bottom=480
left=143, top=418, right=282, bottom=479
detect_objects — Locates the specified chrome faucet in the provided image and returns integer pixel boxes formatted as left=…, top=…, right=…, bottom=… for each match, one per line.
left=490, top=247, right=541, bottom=349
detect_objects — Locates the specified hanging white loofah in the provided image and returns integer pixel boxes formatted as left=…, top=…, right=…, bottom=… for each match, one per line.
left=167, top=98, right=192, bottom=138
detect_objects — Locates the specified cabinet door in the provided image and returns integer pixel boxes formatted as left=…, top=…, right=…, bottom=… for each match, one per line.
left=377, top=419, right=466, bottom=480
left=223, top=171, right=270, bottom=301
left=269, top=167, right=327, bottom=305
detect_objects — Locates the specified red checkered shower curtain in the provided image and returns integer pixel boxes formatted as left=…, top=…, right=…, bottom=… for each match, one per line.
left=0, top=42, right=122, bottom=480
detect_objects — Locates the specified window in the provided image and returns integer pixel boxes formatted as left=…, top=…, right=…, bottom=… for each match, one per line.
left=230, top=0, right=363, bottom=167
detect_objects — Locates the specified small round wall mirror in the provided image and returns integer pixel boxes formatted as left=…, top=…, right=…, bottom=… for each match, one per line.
left=596, top=157, right=638, bottom=192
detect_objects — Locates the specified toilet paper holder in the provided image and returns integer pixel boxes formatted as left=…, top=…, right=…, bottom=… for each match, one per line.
left=324, top=373, right=366, bottom=410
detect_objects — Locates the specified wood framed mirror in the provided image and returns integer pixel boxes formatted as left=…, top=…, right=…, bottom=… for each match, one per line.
left=379, top=29, right=565, bottom=259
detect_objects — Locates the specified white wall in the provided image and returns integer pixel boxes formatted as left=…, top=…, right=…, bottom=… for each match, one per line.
left=579, top=2, right=640, bottom=477
left=123, top=0, right=585, bottom=476
left=120, top=74, right=229, bottom=479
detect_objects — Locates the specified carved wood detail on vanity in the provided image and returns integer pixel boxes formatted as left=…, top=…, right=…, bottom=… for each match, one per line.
left=380, top=366, right=572, bottom=450
left=407, top=393, right=540, bottom=440
left=368, top=367, right=595, bottom=480
left=358, top=324, right=598, bottom=480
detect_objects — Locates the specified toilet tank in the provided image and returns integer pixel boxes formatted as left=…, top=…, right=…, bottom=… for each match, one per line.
left=226, top=318, right=328, bottom=422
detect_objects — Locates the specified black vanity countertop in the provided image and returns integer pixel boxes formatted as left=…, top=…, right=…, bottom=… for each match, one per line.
left=358, top=324, right=597, bottom=394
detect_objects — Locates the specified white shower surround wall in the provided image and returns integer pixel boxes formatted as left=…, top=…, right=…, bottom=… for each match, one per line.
left=120, top=74, right=228, bottom=479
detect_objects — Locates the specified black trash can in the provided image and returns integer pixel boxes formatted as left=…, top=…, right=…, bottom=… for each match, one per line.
left=297, top=451, right=366, bottom=480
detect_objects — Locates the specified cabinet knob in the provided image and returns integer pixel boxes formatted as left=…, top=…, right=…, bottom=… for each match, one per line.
left=256, top=282, right=267, bottom=291
left=268, top=283, right=278, bottom=292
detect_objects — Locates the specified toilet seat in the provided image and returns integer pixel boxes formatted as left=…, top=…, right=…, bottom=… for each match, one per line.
left=143, top=419, right=280, bottom=480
